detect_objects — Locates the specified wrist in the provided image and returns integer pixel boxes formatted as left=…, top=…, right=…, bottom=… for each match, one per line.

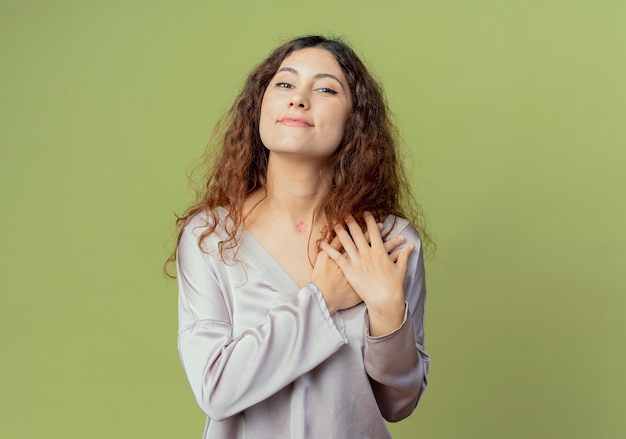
left=365, top=292, right=405, bottom=318
left=312, top=281, right=337, bottom=316
left=366, top=299, right=406, bottom=337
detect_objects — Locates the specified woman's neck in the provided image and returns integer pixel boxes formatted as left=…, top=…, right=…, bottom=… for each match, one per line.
left=246, top=153, right=329, bottom=229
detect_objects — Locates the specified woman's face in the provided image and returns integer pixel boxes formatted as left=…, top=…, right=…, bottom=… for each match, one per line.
left=259, top=47, right=353, bottom=161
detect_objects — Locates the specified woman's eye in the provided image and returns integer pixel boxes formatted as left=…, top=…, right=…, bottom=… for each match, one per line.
left=275, top=82, right=293, bottom=89
left=317, top=87, right=338, bottom=95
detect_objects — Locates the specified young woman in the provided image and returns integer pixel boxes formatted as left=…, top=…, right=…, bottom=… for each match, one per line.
left=171, top=35, right=430, bottom=439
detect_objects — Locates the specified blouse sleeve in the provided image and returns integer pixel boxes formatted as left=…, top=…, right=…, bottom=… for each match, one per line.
left=176, top=226, right=348, bottom=421
left=362, top=222, right=430, bottom=422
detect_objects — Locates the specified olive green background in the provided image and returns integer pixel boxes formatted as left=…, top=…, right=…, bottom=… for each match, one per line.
left=1, top=0, right=625, bottom=438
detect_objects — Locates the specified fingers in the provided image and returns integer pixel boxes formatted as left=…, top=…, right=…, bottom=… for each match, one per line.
left=343, top=215, right=369, bottom=252
left=395, top=243, right=415, bottom=271
left=363, top=211, right=384, bottom=249
left=319, top=240, right=345, bottom=264
left=341, top=213, right=384, bottom=253
left=328, top=233, right=344, bottom=251
left=363, top=222, right=384, bottom=244
left=325, top=220, right=383, bottom=263
left=384, top=235, right=405, bottom=254
left=333, top=221, right=359, bottom=260
left=329, top=213, right=413, bottom=265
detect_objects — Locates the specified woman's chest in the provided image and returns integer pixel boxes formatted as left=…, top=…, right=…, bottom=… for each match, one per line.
left=217, top=257, right=365, bottom=344
left=244, top=222, right=321, bottom=289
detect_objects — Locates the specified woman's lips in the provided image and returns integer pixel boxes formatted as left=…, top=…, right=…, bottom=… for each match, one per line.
left=279, top=116, right=313, bottom=127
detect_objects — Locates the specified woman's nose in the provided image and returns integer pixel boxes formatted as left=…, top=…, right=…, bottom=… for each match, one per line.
left=289, top=92, right=309, bottom=109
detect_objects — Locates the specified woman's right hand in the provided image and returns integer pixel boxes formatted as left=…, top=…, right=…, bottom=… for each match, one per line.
left=312, top=235, right=362, bottom=315
left=312, top=224, right=408, bottom=315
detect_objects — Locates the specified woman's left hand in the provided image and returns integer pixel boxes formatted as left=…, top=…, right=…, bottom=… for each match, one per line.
left=320, top=212, right=415, bottom=336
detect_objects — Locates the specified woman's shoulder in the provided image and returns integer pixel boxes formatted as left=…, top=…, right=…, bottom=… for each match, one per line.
left=182, top=206, right=233, bottom=247
left=383, top=214, right=422, bottom=246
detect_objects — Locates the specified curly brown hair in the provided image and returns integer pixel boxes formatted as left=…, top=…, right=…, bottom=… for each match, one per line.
left=166, top=35, right=431, bottom=274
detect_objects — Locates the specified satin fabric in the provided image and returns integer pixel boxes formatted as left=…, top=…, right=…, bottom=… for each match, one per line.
left=177, top=207, right=430, bottom=438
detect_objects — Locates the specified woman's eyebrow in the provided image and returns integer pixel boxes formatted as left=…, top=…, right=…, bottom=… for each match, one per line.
left=277, top=67, right=346, bottom=91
